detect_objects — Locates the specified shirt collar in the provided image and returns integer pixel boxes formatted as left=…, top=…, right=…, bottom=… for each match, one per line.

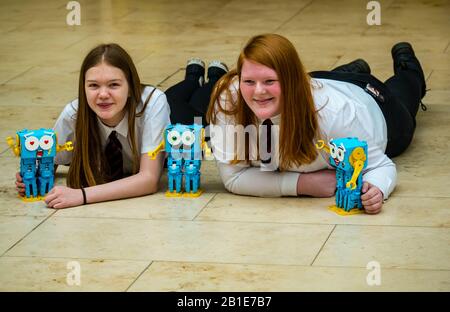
left=97, top=111, right=129, bottom=139
left=259, top=114, right=281, bottom=125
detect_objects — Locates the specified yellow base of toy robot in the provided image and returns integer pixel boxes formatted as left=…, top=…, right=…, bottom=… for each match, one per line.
left=183, top=189, right=203, bottom=198
left=19, top=195, right=42, bottom=202
left=165, top=190, right=183, bottom=197
left=165, top=189, right=204, bottom=197
left=329, top=205, right=364, bottom=216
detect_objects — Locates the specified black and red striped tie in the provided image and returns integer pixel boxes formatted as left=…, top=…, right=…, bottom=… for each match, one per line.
left=105, top=131, right=124, bottom=181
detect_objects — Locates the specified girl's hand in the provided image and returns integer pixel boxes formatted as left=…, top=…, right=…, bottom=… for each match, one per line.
left=361, top=182, right=383, bottom=214
left=297, top=169, right=336, bottom=197
left=44, top=186, right=84, bottom=209
left=15, top=172, right=25, bottom=197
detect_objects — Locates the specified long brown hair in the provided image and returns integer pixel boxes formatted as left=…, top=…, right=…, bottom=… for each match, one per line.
left=67, top=43, right=151, bottom=188
left=207, top=34, right=319, bottom=170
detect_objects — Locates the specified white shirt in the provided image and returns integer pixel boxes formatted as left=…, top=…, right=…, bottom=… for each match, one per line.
left=210, top=77, right=396, bottom=199
left=53, top=86, right=171, bottom=174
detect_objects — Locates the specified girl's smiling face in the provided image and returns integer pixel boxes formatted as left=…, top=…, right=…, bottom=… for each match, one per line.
left=240, top=59, right=281, bottom=120
left=85, top=62, right=129, bottom=127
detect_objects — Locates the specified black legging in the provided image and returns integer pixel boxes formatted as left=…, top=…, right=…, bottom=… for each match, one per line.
left=165, top=75, right=221, bottom=126
left=310, top=67, right=423, bottom=158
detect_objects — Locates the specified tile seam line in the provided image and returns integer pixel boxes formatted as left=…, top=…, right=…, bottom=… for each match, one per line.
left=125, top=260, right=154, bottom=292
left=0, top=210, right=57, bottom=257
left=192, top=193, right=218, bottom=221
left=310, top=224, right=336, bottom=266
left=38, top=215, right=450, bottom=229
left=2, top=255, right=449, bottom=272
left=0, top=66, right=35, bottom=86
left=273, top=0, right=315, bottom=32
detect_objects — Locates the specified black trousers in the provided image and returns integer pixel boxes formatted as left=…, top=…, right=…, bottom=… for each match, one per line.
left=165, top=78, right=217, bottom=127
left=309, top=68, right=422, bottom=158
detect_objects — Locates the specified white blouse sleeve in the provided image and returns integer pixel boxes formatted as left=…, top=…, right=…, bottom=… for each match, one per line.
left=53, top=100, right=77, bottom=165
left=325, top=100, right=397, bottom=199
left=140, top=89, right=171, bottom=154
left=216, top=162, right=300, bottom=197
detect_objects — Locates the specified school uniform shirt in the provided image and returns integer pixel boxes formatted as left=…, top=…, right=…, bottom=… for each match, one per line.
left=210, top=77, right=396, bottom=199
left=53, top=86, right=171, bottom=174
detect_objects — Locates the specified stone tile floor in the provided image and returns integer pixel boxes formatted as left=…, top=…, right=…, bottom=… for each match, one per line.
left=0, top=0, right=448, bottom=291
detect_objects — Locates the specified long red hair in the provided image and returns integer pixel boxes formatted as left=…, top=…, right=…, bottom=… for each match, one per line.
left=207, top=34, right=319, bottom=169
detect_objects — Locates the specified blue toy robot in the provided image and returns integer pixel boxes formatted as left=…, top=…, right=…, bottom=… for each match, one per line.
left=149, top=123, right=209, bottom=197
left=316, top=137, right=368, bottom=214
left=6, top=128, right=73, bottom=201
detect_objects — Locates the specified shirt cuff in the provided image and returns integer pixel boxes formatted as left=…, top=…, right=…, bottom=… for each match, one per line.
left=364, top=175, right=393, bottom=200
left=280, top=171, right=301, bottom=196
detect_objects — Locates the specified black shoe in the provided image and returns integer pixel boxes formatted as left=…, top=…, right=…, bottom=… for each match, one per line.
left=207, top=60, right=228, bottom=84
left=186, top=58, right=205, bottom=86
left=391, top=42, right=427, bottom=99
left=333, top=59, right=371, bottom=74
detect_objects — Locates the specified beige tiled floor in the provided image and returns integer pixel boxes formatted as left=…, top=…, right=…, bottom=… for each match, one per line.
left=0, top=0, right=449, bottom=291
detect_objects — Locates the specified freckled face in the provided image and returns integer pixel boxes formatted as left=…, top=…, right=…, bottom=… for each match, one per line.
left=85, top=62, right=129, bottom=127
left=240, top=59, right=281, bottom=120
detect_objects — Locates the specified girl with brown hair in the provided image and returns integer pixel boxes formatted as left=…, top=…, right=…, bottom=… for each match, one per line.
left=207, top=33, right=426, bottom=214
left=16, top=43, right=170, bottom=208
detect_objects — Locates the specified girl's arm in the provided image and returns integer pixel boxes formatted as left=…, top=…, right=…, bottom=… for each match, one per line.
left=44, top=152, right=165, bottom=209
left=217, top=162, right=336, bottom=198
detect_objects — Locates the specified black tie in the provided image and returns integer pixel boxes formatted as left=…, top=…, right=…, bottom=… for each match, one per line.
left=105, top=131, right=123, bottom=181
left=261, top=119, right=273, bottom=164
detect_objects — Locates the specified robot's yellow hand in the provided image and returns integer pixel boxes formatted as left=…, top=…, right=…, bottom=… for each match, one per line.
left=205, top=146, right=212, bottom=158
left=315, top=139, right=330, bottom=154
left=315, top=140, right=325, bottom=149
left=64, top=141, right=74, bottom=151
left=148, top=151, right=158, bottom=160
left=148, top=141, right=165, bottom=160
left=346, top=180, right=357, bottom=190
left=6, top=136, right=14, bottom=147
left=203, top=143, right=214, bottom=160
left=57, top=141, right=74, bottom=152
left=6, top=136, right=20, bottom=156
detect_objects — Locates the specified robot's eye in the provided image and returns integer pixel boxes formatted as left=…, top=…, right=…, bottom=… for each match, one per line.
left=181, top=131, right=195, bottom=146
left=330, top=144, right=337, bottom=158
left=337, top=148, right=345, bottom=162
left=25, top=136, right=39, bottom=151
left=39, top=135, right=54, bottom=150
left=167, top=130, right=181, bottom=145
